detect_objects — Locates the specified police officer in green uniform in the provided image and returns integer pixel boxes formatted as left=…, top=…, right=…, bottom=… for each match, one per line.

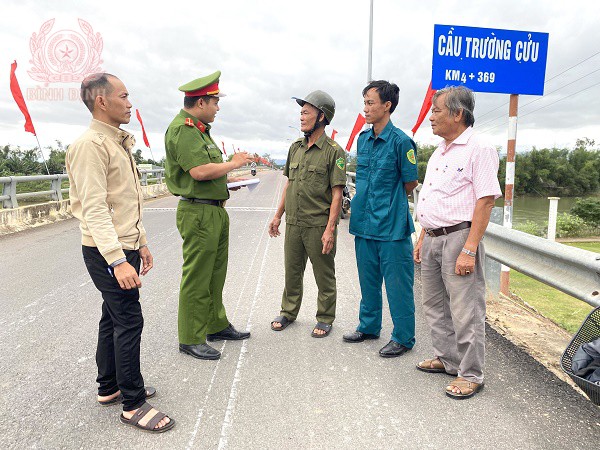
left=269, top=91, right=347, bottom=337
left=165, top=71, right=253, bottom=360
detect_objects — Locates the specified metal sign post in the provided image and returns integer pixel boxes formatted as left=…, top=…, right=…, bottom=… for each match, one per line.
left=501, top=94, right=518, bottom=295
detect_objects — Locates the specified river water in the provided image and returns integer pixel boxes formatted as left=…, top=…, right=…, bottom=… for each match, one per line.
left=495, top=196, right=596, bottom=225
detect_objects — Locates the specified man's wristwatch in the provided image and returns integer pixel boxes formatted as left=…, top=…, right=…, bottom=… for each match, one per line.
left=461, top=248, right=476, bottom=257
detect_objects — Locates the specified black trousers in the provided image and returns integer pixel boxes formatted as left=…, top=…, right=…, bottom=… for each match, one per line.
left=82, top=245, right=146, bottom=411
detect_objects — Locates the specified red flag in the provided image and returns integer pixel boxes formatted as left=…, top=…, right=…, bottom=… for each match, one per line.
left=331, top=129, right=338, bottom=140
left=10, top=61, right=36, bottom=135
left=221, top=141, right=227, bottom=156
left=135, top=109, right=150, bottom=148
left=345, top=114, right=366, bottom=152
left=411, top=81, right=436, bottom=136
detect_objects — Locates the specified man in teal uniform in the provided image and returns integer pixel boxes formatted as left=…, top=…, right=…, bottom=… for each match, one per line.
left=343, top=80, right=419, bottom=357
left=269, top=91, right=347, bottom=337
left=165, top=71, right=254, bottom=360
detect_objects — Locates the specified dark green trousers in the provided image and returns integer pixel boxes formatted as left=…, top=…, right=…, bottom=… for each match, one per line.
left=176, top=201, right=230, bottom=344
left=280, top=223, right=337, bottom=324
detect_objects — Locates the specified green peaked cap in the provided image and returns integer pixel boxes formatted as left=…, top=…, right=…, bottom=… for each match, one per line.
left=178, top=70, right=225, bottom=97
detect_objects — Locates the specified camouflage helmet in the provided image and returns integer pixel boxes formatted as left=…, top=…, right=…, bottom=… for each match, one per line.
left=292, top=90, right=335, bottom=124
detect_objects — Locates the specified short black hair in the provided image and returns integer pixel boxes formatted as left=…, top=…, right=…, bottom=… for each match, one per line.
left=362, top=80, right=400, bottom=113
left=80, top=73, right=116, bottom=113
left=184, top=95, right=215, bottom=109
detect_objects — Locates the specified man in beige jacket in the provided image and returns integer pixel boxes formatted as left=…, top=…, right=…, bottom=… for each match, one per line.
left=66, top=73, right=174, bottom=433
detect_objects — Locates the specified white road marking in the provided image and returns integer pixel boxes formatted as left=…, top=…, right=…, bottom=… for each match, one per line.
left=216, top=175, right=283, bottom=449
left=186, top=174, right=284, bottom=449
left=217, top=236, right=272, bottom=450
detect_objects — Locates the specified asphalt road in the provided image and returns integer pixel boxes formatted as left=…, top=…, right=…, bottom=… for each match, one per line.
left=0, top=170, right=598, bottom=449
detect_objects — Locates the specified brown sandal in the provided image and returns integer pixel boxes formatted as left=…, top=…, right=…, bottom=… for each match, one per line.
left=445, top=377, right=484, bottom=399
left=119, top=402, right=176, bottom=433
left=416, top=358, right=449, bottom=374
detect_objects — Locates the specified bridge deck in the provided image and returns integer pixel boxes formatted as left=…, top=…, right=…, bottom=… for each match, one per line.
left=0, top=171, right=598, bottom=449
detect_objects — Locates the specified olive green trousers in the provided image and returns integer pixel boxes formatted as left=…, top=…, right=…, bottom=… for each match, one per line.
left=280, top=223, right=337, bottom=324
left=176, top=201, right=230, bottom=344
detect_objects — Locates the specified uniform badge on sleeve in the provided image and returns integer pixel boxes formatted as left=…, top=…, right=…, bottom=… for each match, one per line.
left=407, top=149, right=416, bottom=165
left=336, top=157, right=345, bottom=170
left=185, top=118, right=194, bottom=127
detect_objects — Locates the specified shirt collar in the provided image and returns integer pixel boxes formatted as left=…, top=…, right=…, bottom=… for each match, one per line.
left=439, top=126, right=474, bottom=153
left=179, top=109, right=211, bottom=133
left=89, top=119, right=135, bottom=151
left=368, top=119, right=394, bottom=142
left=304, top=131, right=327, bottom=149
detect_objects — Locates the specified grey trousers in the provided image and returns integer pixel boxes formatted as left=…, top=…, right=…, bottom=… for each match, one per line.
left=421, top=228, right=486, bottom=384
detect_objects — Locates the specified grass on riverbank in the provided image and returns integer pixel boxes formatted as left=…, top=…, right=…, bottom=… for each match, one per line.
left=509, top=241, right=599, bottom=334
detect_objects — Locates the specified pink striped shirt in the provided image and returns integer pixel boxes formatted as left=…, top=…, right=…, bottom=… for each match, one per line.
left=417, top=127, right=502, bottom=229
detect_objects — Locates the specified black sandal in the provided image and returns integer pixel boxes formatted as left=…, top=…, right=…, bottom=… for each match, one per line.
left=271, top=315, right=293, bottom=331
left=98, top=386, right=156, bottom=406
left=311, top=322, right=332, bottom=338
left=119, top=402, right=175, bottom=433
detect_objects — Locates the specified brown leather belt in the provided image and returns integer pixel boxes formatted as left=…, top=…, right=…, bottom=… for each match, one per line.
left=180, top=197, right=225, bottom=207
left=425, top=221, right=471, bottom=237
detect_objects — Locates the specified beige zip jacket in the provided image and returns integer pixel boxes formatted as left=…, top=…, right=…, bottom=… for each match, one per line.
left=66, top=119, right=147, bottom=265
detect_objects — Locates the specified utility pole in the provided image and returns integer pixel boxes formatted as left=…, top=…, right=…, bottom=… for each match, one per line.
left=367, top=0, right=373, bottom=83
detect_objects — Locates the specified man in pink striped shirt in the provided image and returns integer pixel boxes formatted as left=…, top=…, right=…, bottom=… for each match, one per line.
left=413, top=86, right=502, bottom=399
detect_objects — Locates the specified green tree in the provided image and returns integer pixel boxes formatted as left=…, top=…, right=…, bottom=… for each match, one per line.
left=571, top=198, right=600, bottom=227
left=133, top=149, right=144, bottom=164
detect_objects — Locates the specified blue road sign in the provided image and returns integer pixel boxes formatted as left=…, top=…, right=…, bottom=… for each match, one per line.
left=432, top=25, right=549, bottom=95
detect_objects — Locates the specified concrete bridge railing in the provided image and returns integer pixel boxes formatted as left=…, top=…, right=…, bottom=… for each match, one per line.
left=1, top=169, right=166, bottom=209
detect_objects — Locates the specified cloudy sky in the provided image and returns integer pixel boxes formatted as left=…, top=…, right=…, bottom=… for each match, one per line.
left=1, top=0, right=599, bottom=162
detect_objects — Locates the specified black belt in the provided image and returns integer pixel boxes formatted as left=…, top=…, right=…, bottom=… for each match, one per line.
left=180, top=197, right=225, bottom=207
left=425, top=221, right=471, bottom=237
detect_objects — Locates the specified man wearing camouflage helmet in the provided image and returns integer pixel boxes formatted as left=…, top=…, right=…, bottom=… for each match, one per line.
left=269, top=90, right=347, bottom=337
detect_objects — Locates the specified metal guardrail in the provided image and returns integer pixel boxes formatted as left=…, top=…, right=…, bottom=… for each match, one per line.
left=484, top=223, right=600, bottom=308
left=345, top=171, right=600, bottom=307
left=1, top=169, right=165, bottom=209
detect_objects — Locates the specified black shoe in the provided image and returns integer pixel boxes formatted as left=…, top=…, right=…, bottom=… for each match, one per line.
left=342, top=331, right=379, bottom=343
left=179, top=343, right=221, bottom=360
left=207, top=323, right=251, bottom=342
left=379, top=340, right=411, bottom=358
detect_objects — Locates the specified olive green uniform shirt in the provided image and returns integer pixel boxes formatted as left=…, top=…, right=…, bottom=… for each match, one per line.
left=284, top=133, right=347, bottom=227
left=164, top=109, right=228, bottom=200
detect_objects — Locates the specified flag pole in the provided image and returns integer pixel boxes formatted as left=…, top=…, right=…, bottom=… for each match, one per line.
left=34, top=134, right=50, bottom=175
left=147, top=145, right=157, bottom=165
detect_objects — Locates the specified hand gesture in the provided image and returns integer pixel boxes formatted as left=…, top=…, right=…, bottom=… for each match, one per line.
left=231, top=152, right=254, bottom=169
